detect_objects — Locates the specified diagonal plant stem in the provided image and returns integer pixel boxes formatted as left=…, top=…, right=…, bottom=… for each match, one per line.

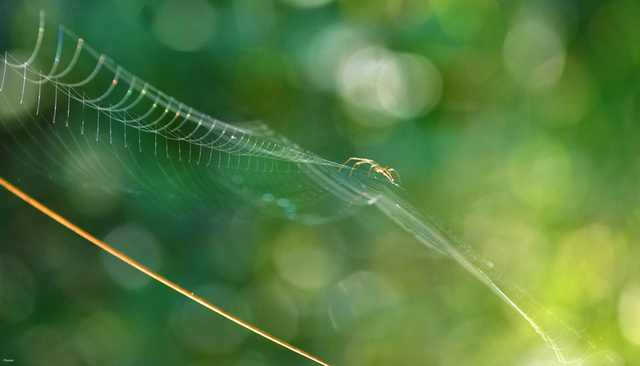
left=0, top=174, right=331, bottom=366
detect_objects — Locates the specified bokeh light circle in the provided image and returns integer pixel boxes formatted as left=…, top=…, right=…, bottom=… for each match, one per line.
left=503, top=18, right=565, bottom=90
left=337, top=47, right=441, bottom=127
left=152, top=0, right=216, bottom=52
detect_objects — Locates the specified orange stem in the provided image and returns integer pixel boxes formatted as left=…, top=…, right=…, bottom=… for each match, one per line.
left=0, top=175, right=331, bottom=366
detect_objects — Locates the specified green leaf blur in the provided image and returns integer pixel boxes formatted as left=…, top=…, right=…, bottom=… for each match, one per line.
left=0, top=0, right=636, bottom=365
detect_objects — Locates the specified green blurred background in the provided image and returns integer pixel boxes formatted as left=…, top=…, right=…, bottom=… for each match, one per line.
left=0, top=0, right=638, bottom=364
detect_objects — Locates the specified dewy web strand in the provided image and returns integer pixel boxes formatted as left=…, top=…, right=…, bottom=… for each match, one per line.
left=3, top=12, right=334, bottom=170
left=0, top=10, right=616, bottom=365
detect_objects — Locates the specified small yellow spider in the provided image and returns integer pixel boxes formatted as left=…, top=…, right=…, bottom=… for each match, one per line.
left=339, top=157, right=401, bottom=184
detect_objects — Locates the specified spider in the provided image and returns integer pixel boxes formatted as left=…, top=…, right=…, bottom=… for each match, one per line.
left=339, top=157, right=401, bottom=184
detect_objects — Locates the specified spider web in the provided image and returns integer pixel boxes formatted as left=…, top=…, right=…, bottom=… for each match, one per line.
left=0, top=11, right=614, bottom=365
left=0, top=12, right=384, bottom=225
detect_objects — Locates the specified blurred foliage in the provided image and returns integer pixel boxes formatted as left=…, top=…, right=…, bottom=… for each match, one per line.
left=0, top=0, right=639, bottom=365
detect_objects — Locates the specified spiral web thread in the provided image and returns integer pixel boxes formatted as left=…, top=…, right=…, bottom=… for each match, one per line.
left=0, top=11, right=615, bottom=365
left=0, top=11, right=388, bottom=223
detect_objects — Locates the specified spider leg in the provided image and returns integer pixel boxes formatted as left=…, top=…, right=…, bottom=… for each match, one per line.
left=339, top=157, right=368, bottom=172
left=350, top=160, right=373, bottom=176
left=387, top=168, right=401, bottom=185
left=349, top=158, right=375, bottom=176
left=352, top=159, right=374, bottom=167
left=338, top=157, right=356, bottom=172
